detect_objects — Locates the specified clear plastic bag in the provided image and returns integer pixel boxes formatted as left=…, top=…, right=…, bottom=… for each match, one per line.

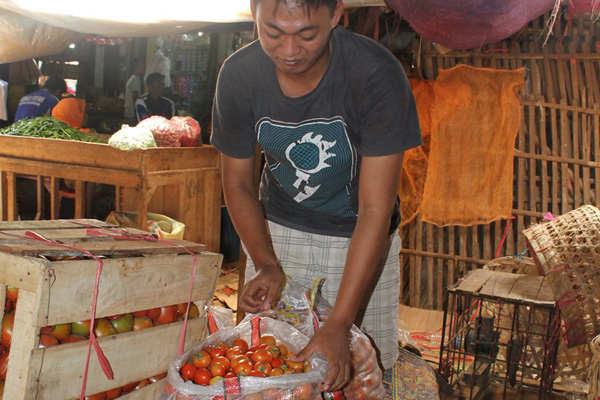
left=161, top=314, right=328, bottom=399
left=108, top=124, right=156, bottom=150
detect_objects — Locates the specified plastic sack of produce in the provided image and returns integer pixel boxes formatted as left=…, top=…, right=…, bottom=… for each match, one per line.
left=108, top=124, right=156, bottom=150
left=171, top=116, right=201, bottom=147
left=162, top=313, right=328, bottom=400
left=162, top=278, right=385, bottom=399
left=137, top=115, right=181, bottom=147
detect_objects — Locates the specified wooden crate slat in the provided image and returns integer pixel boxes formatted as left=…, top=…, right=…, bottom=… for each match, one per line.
left=37, top=253, right=221, bottom=326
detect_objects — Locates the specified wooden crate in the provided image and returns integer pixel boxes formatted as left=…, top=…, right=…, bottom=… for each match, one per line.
left=0, top=136, right=222, bottom=252
left=0, top=219, right=223, bottom=400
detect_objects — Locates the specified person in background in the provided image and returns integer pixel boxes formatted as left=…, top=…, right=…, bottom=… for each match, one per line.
left=135, top=72, right=175, bottom=122
left=124, top=58, right=144, bottom=125
left=51, top=97, right=91, bottom=133
left=210, top=0, right=421, bottom=393
left=14, top=76, right=66, bottom=121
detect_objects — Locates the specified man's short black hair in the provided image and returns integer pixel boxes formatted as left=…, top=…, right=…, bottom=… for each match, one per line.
left=43, top=76, right=67, bottom=94
left=253, top=0, right=339, bottom=14
left=146, top=72, right=165, bottom=86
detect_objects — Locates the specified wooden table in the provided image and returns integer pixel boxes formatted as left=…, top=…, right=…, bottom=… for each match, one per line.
left=0, top=136, right=222, bottom=252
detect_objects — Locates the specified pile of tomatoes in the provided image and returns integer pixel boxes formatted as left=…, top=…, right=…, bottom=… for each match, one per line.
left=179, top=335, right=310, bottom=386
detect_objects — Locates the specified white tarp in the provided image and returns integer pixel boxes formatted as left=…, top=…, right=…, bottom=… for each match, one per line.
left=0, top=0, right=386, bottom=63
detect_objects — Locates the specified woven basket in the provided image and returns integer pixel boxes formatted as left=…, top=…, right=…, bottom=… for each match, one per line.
left=523, top=205, right=600, bottom=348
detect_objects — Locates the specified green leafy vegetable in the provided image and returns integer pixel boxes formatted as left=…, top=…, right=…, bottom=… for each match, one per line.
left=0, top=116, right=102, bottom=143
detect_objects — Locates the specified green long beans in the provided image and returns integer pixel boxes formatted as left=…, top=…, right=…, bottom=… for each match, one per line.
left=0, top=116, right=102, bottom=143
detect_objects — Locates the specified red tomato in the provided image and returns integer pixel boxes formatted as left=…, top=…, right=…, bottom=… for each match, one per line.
left=253, top=361, right=272, bottom=375
left=265, top=344, right=280, bottom=359
left=293, top=383, right=313, bottom=399
left=61, top=334, right=87, bottom=344
left=248, top=343, right=268, bottom=352
left=210, top=362, right=227, bottom=377
left=211, top=356, right=230, bottom=370
left=149, top=372, right=168, bottom=383
left=135, top=379, right=150, bottom=390
left=0, top=350, right=9, bottom=380
left=224, top=370, right=236, bottom=378
left=1, top=312, right=14, bottom=347
left=180, top=363, right=197, bottom=381
left=38, top=333, right=59, bottom=348
left=249, top=370, right=266, bottom=377
left=271, top=357, right=284, bottom=369
left=155, top=305, right=178, bottom=325
left=230, top=354, right=250, bottom=369
left=206, top=345, right=225, bottom=359
left=84, top=392, right=107, bottom=400
left=226, top=346, right=244, bottom=360
left=193, top=350, right=212, bottom=368
left=5, top=286, right=18, bottom=303
left=105, top=387, right=122, bottom=399
left=132, top=309, right=149, bottom=317
left=4, top=299, right=13, bottom=314
left=193, top=367, right=212, bottom=385
left=277, top=344, right=289, bottom=357
left=233, top=360, right=252, bottom=376
left=251, top=349, right=273, bottom=364
left=258, top=335, right=277, bottom=346
left=216, top=342, right=229, bottom=352
left=269, top=367, right=284, bottom=376
left=121, top=381, right=139, bottom=393
left=146, top=307, right=161, bottom=320
left=232, top=338, right=249, bottom=353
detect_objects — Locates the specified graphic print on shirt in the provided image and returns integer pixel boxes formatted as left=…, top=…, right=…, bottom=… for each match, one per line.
left=257, top=117, right=357, bottom=217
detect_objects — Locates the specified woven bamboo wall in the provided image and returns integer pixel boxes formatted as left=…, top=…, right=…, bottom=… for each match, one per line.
left=401, top=12, right=600, bottom=310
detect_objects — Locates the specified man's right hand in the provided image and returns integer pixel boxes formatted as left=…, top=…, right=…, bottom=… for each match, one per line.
left=238, top=263, right=285, bottom=313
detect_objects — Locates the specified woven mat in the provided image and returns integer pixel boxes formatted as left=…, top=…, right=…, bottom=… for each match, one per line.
left=382, top=348, right=442, bottom=400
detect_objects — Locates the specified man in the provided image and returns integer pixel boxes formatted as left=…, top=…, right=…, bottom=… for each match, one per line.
left=14, top=76, right=66, bottom=121
left=135, top=72, right=175, bottom=122
left=124, top=58, right=144, bottom=124
left=211, top=0, right=421, bottom=392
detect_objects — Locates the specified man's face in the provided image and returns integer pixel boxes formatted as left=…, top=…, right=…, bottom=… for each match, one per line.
left=148, top=78, right=165, bottom=98
left=253, top=0, right=342, bottom=76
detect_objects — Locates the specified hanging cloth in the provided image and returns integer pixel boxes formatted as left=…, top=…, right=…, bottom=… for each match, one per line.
left=420, top=65, right=525, bottom=227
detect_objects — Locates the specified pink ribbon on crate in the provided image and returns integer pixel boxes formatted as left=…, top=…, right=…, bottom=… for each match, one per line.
left=22, top=230, right=114, bottom=400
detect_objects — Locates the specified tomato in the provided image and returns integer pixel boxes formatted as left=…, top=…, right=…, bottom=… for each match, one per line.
left=230, top=354, right=250, bottom=369
left=216, top=342, right=229, bottom=352
left=5, top=286, right=18, bottom=303
left=1, top=311, right=15, bottom=347
left=265, top=344, right=280, bottom=359
left=135, top=379, right=150, bottom=390
left=253, top=361, right=272, bottom=375
left=233, top=360, right=252, bottom=376
left=39, top=333, right=59, bottom=348
left=121, top=381, right=139, bottom=393
left=258, top=335, right=277, bottom=346
left=206, top=345, right=225, bottom=359
left=155, top=305, right=179, bottom=325
left=211, top=356, right=230, bottom=370
left=226, top=346, right=244, bottom=360
left=193, top=350, right=212, bottom=368
left=0, top=311, right=15, bottom=347
left=277, top=344, right=288, bottom=357
left=149, top=372, right=168, bottom=383
left=285, top=354, right=304, bottom=370
left=94, top=318, right=117, bottom=337
left=180, top=362, right=197, bottom=381
left=71, top=320, right=92, bottom=337
left=193, top=367, right=212, bottom=385
left=303, top=362, right=311, bottom=372
left=271, top=357, right=284, bottom=369
left=249, top=370, right=266, bottom=377
left=108, top=313, right=134, bottom=333
left=133, top=316, right=154, bottom=330
left=248, top=344, right=268, bottom=352
left=224, top=370, right=236, bottom=378
left=105, top=387, right=122, bottom=399
left=177, top=303, right=200, bottom=320
left=209, top=375, right=224, bottom=385
left=84, top=392, right=106, bottom=400
left=293, top=383, right=313, bottom=399
left=232, top=338, right=249, bottom=353
left=0, top=350, right=9, bottom=380
left=4, top=298, right=13, bottom=314
left=146, top=307, right=161, bottom=320
left=132, top=309, right=148, bottom=317
left=49, top=323, right=72, bottom=341
left=251, top=349, right=273, bottom=364
left=210, top=362, right=227, bottom=377
left=269, top=367, right=284, bottom=376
